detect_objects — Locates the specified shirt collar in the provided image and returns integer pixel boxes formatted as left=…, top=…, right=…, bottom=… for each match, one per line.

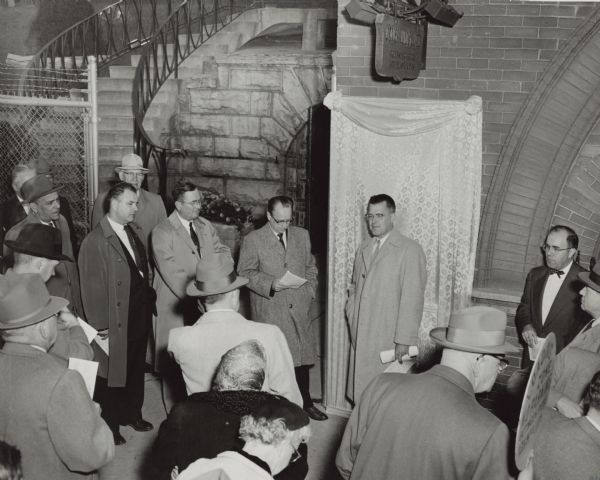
left=176, top=211, right=192, bottom=229
left=586, top=415, right=600, bottom=433
left=106, top=215, right=126, bottom=233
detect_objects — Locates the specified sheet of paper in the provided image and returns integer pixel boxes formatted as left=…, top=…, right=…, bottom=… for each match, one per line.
left=95, top=335, right=109, bottom=356
left=77, top=317, right=97, bottom=344
left=380, top=346, right=419, bottom=364
left=528, top=336, right=546, bottom=362
left=384, top=359, right=415, bottom=374
left=68, top=358, right=99, bottom=397
left=279, top=270, right=307, bottom=289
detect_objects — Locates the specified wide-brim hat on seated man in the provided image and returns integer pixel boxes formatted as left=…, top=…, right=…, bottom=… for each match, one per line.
left=578, top=262, right=600, bottom=293
left=430, top=305, right=519, bottom=355
left=187, top=252, right=248, bottom=297
left=20, top=174, right=61, bottom=203
left=0, top=273, right=68, bottom=330
left=115, top=153, right=149, bottom=173
left=4, top=223, right=73, bottom=262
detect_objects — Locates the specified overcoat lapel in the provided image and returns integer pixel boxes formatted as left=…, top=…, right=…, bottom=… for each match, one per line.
left=101, top=219, right=128, bottom=263
left=531, top=271, right=547, bottom=328
left=260, top=224, right=286, bottom=260
left=545, top=266, right=579, bottom=330
left=169, top=213, right=197, bottom=253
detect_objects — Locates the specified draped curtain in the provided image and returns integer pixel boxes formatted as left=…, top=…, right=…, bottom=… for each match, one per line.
left=324, top=91, right=482, bottom=413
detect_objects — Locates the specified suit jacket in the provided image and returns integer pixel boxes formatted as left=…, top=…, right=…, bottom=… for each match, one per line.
left=515, top=263, right=590, bottom=362
left=168, top=309, right=302, bottom=406
left=152, top=212, right=230, bottom=371
left=533, top=408, right=600, bottom=480
left=0, top=194, right=27, bottom=248
left=3, top=211, right=83, bottom=316
left=336, top=366, right=510, bottom=480
left=547, top=321, right=600, bottom=408
left=237, top=224, right=318, bottom=366
left=78, top=216, right=149, bottom=386
left=344, top=229, right=427, bottom=402
left=91, top=188, right=166, bottom=248
left=0, top=342, right=114, bottom=480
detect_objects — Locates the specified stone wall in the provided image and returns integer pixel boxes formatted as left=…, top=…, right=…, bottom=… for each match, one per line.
left=336, top=0, right=600, bottom=291
left=163, top=51, right=332, bottom=214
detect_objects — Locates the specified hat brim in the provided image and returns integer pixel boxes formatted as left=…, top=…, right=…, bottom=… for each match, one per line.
left=4, top=240, right=73, bottom=262
left=186, top=276, right=249, bottom=297
left=115, top=166, right=149, bottom=173
left=0, top=295, right=69, bottom=330
left=578, top=272, right=600, bottom=294
left=430, top=327, right=520, bottom=355
left=27, top=185, right=62, bottom=203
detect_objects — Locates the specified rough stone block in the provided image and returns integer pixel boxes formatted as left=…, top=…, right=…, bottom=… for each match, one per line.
left=232, top=117, right=260, bottom=137
left=190, top=90, right=252, bottom=114
left=266, top=161, right=283, bottom=181
left=260, top=118, right=291, bottom=153
left=197, top=157, right=265, bottom=179
left=250, top=92, right=272, bottom=116
left=190, top=114, right=231, bottom=135
left=181, top=135, right=214, bottom=155
left=214, top=137, right=241, bottom=157
left=218, top=66, right=230, bottom=88
left=226, top=178, right=282, bottom=204
left=296, top=67, right=327, bottom=104
left=230, top=68, right=281, bottom=90
left=282, top=70, right=312, bottom=116
left=240, top=138, right=277, bottom=159
left=272, top=93, right=305, bottom=135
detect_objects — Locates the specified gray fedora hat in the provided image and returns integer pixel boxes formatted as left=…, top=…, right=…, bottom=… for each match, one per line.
left=578, top=263, right=600, bottom=294
left=430, top=306, right=519, bottom=355
left=187, top=253, right=248, bottom=296
left=20, top=175, right=61, bottom=203
left=0, top=273, right=68, bottom=330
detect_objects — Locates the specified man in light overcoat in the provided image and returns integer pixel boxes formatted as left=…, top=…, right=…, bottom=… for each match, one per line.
left=345, top=194, right=427, bottom=402
left=238, top=195, right=326, bottom=420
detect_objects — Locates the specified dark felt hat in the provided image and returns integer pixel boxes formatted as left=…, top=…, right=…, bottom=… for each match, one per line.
left=430, top=306, right=519, bottom=355
left=249, top=395, right=310, bottom=431
left=0, top=273, right=68, bottom=330
left=187, top=253, right=248, bottom=297
left=578, top=263, right=600, bottom=294
left=20, top=175, right=61, bottom=203
left=4, top=223, right=73, bottom=262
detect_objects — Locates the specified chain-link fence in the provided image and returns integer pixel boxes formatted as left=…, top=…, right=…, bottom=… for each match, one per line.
left=0, top=60, right=98, bottom=247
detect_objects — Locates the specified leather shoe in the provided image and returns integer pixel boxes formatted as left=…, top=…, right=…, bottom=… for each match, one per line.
left=124, top=419, right=154, bottom=432
left=304, top=405, right=328, bottom=421
left=112, top=430, right=126, bottom=446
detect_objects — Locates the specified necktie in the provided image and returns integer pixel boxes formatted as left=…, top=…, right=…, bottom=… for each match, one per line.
left=580, top=319, right=595, bottom=335
left=548, top=268, right=564, bottom=278
left=124, top=224, right=142, bottom=268
left=190, top=222, right=201, bottom=254
left=373, top=239, right=382, bottom=259
left=277, top=233, right=285, bottom=249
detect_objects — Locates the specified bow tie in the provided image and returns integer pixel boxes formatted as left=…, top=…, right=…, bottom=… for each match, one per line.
left=548, top=268, right=564, bottom=278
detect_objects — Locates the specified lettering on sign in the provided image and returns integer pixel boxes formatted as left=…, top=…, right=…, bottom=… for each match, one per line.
left=374, top=14, right=426, bottom=81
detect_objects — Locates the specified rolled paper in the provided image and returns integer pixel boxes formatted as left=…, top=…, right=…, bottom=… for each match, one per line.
left=380, top=345, right=418, bottom=364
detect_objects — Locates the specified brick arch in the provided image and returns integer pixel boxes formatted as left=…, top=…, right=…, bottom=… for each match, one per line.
left=477, top=8, right=600, bottom=289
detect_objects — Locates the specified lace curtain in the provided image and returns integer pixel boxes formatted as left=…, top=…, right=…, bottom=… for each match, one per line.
left=324, top=91, right=482, bottom=413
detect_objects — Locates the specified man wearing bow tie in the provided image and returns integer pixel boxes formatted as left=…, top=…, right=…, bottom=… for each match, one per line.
left=505, top=226, right=591, bottom=422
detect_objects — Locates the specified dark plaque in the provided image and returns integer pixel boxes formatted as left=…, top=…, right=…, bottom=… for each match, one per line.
left=375, top=13, right=426, bottom=81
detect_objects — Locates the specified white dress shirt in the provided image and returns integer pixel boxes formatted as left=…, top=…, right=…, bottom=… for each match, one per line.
left=106, top=216, right=140, bottom=275
left=541, top=261, right=573, bottom=325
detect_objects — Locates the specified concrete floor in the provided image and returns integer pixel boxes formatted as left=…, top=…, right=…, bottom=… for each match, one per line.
left=99, top=374, right=347, bottom=480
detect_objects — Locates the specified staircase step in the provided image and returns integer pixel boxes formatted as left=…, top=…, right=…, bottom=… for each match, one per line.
left=98, top=103, right=162, bottom=118
left=99, top=146, right=137, bottom=160
left=98, top=116, right=135, bottom=131
left=130, top=44, right=228, bottom=67
left=99, top=130, right=137, bottom=145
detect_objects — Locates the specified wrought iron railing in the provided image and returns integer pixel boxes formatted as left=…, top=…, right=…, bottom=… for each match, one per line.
left=132, top=0, right=254, bottom=199
left=16, top=0, right=181, bottom=97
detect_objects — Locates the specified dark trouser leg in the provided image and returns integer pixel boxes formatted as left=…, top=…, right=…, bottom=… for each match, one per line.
left=120, top=334, right=148, bottom=423
left=94, top=376, right=122, bottom=433
left=295, top=365, right=313, bottom=409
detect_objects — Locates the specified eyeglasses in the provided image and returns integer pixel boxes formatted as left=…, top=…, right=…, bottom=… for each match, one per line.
left=290, top=445, right=302, bottom=464
left=477, top=354, right=509, bottom=372
left=364, top=213, right=386, bottom=221
left=541, top=244, right=572, bottom=253
left=271, top=218, right=292, bottom=225
left=182, top=200, right=201, bottom=206
left=121, top=172, right=146, bottom=179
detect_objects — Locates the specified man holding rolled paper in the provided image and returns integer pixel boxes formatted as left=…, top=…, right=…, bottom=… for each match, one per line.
left=345, top=194, right=426, bottom=403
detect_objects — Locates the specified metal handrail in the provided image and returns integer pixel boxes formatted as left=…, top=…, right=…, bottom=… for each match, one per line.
left=17, top=0, right=181, bottom=96
left=132, top=0, right=254, bottom=199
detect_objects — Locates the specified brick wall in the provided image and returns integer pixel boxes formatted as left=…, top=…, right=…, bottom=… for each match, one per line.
left=336, top=0, right=600, bottom=290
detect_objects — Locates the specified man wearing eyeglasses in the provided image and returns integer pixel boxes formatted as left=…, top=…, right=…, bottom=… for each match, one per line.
left=337, top=306, right=515, bottom=480
left=238, top=195, right=325, bottom=420
left=504, top=225, right=591, bottom=425
left=91, top=154, right=167, bottom=248
left=152, top=181, right=230, bottom=401
left=345, top=194, right=426, bottom=403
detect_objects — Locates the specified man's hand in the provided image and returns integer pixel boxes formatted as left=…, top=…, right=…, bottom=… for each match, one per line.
left=556, top=396, right=583, bottom=418
left=58, top=308, right=79, bottom=329
left=272, top=277, right=289, bottom=293
left=395, top=344, right=409, bottom=363
left=522, top=324, right=538, bottom=348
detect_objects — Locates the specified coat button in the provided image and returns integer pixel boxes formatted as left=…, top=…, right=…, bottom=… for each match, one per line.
left=118, top=323, right=121, bottom=328
left=117, top=281, right=122, bottom=286
left=289, top=304, right=293, bottom=308
left=117, top=302, right=121, bottom=307
left=362, top=274, right=365, bottom=278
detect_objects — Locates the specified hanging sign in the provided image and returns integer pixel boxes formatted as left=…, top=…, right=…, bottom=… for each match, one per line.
left=374, top=13, right=426, bottom=81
